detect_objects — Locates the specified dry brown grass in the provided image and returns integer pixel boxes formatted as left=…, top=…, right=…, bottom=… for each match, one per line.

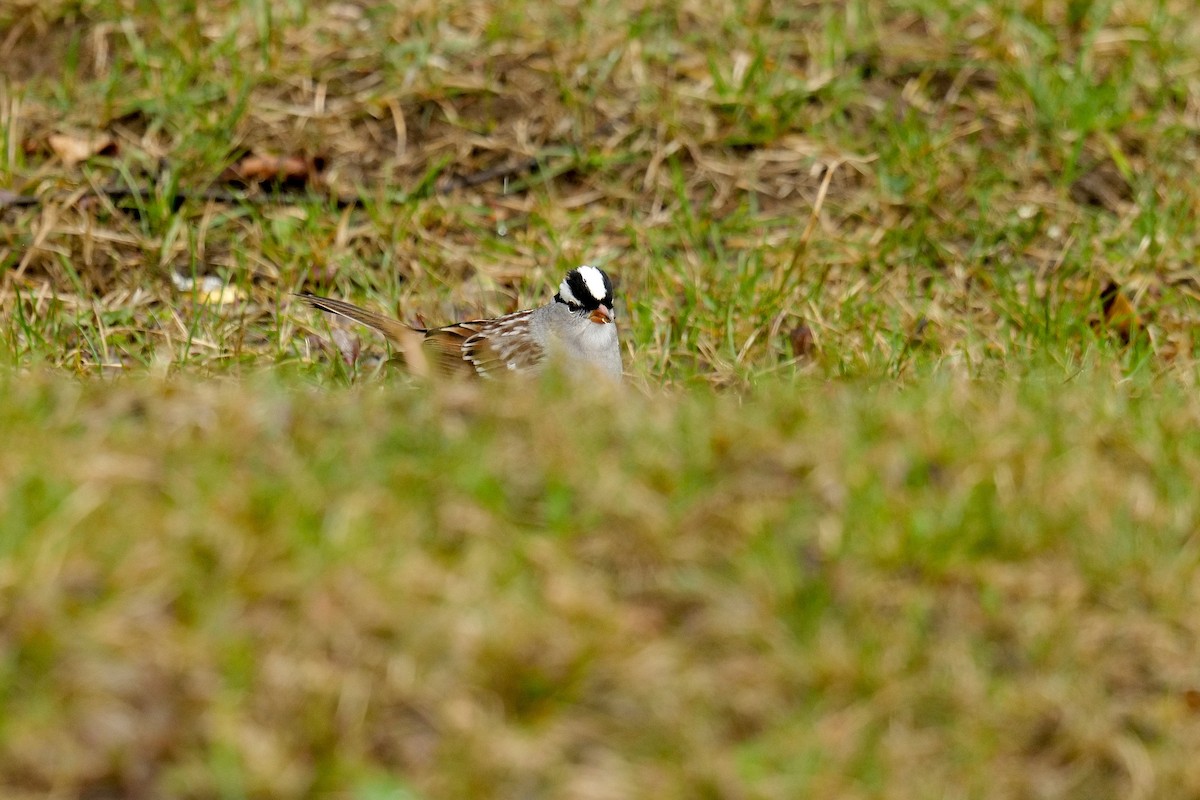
left=2, top=0, right=1198, bottom=380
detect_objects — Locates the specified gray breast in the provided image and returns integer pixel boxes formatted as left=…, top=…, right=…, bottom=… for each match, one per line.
left=531, top=303, right=623, bottom=379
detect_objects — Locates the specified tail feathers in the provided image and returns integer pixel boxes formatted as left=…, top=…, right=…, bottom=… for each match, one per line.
left=297, top=292, right=419, bottom=345
left=298, top=292, right=437, bottom=377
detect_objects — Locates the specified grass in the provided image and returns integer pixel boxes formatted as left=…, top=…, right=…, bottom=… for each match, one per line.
left=2, top=370, right=1200, bottom=798
left=2, top=0, right=1200, bottom=797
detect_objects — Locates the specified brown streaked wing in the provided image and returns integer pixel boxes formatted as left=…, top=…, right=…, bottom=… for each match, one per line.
left=424, top=309, right=543, bottom=378
left=420, top=324, right=481, bottom=377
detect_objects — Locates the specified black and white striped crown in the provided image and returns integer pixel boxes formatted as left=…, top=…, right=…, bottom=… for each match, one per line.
left=555, top=265, right=614, bottom=311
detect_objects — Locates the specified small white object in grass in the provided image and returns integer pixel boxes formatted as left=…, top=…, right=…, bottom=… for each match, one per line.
left=330, top=328, right=361, bottom=366
left=171, top=273, right=244, bottom=305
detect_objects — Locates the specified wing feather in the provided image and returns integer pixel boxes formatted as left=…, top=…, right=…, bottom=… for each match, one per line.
left=425, top=310, right=544, bottom=378
left=301, top=293, right=545, bottom=379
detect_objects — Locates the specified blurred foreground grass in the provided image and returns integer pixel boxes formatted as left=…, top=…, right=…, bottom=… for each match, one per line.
left=2, top=365, right=1200, bottom=797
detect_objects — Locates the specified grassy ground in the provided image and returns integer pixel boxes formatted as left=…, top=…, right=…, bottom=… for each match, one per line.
left=2, top=0, right=1200, bottom=797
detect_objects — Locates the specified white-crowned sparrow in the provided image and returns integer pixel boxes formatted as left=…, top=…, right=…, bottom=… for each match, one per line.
left=300, top=265, right=623, bottom=379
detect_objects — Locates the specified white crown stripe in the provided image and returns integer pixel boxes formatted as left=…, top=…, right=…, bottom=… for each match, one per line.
left=577, top=265, right=607, bottom=302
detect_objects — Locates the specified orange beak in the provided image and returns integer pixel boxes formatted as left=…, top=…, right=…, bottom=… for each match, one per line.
left=589, top=305, right=614, bottom=324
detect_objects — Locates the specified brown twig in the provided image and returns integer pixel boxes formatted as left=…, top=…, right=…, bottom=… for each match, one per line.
left=434, top=157, right=542, bottom=193
left=1, top=185, right=365, bottom=211
left=0, top=190, right=39, bottom=209
left=778, top=159, right=841, bottom=294
left=0, top=155, right=552, bottom=212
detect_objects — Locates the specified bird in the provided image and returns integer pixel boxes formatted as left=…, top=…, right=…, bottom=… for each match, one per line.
left=299, top=265, right=623, bottom=380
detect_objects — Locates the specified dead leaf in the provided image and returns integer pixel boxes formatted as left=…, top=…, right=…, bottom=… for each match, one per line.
left=1070, top=159, right=1133, bottom=213
left=788, top=323, right=815, bottom=360
left=221, top=152, right=325, bottom=187
left=909, top=315, right=931, bottom=347
left=1098, top=280, right=1142, bottom=343
left=47, top=131, right=117, bottom=166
